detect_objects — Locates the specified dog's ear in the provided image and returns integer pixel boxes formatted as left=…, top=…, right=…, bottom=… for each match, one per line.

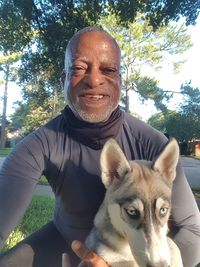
left=100, top=139, right=131, bottom=188
left=152, top=138, right=179, bottom=183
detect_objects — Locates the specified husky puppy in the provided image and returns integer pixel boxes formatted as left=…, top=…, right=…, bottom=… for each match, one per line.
left=85, top=138, right=183, bottom=267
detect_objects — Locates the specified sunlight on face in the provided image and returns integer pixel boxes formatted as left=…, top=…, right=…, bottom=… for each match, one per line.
left=64, top=31, right=121, bottom=123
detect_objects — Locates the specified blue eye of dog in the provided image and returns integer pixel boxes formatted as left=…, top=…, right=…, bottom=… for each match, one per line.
left=160, top=207, right=168, bottom=216
left=125, top=208, right=140, bottom=219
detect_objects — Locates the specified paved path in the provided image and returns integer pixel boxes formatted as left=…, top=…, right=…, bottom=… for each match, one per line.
left=34, top=184, right=54, bottom=198
left=180, top=156, right=200, bottom=188
left=0, top=156, right=54, bottom=198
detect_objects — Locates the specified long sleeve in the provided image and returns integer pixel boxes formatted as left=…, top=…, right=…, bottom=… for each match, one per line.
left=170, top=161, right=200, bottom=267
left=0, top=132, right=47, bottom=249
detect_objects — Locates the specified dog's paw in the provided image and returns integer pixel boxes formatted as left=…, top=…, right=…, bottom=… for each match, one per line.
left=167, top=237, right=183, bottom=267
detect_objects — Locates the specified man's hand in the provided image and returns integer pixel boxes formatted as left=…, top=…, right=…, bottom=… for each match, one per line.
left=72, top=240, right=109, bottom=267
left=62, top=253, right=72, bottom=267
left=62, top=240, right=109, bottom=267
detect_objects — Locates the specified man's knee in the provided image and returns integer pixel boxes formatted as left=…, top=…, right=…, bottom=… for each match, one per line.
left=0, top=243, right=34, bottom=267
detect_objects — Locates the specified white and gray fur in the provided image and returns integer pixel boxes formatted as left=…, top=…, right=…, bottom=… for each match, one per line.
left=85, top=138, right=183, bottom=267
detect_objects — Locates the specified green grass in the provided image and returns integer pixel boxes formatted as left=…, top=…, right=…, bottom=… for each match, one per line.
left=192, top=188, right=200, bottom=198
left=39, top=175, right=49, bottom=185
left=2, top=195, right=54, bottom=253
left=0, top=147, right=12, bottom=156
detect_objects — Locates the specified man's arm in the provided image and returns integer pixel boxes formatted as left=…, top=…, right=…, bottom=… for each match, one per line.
left=0, top=133, right=46, bottom=249
left=170, top=161, right=200, bottom=267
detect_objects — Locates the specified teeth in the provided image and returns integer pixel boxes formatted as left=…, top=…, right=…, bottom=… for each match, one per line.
left=87, top=95, right=104, bottom=99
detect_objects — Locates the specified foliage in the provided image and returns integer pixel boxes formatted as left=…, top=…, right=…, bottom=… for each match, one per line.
left=39, top=175, right=49, bottom=186
left=99, top=12, right=192, bottom=112
left=0, top=52, right=22, bottom=147
left=2, top=195, right=54, bottom=253
left=135, top=76, right=170, bottom=113
left=10, top=83, right=65, bottom=135
left=180, top=82, right=200, bottom=118
left=148, top=84, right=200, bottom=143
left=0, top=1, right=196, bottom=134
left=108, top=0, right=200, bottom=29
left=148, top=110, right=193, bottom=142
left=192, top=188, right=200, bottom=198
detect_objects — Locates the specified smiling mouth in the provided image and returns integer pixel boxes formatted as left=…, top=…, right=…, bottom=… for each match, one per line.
left=80, top=94, right=108, bottom=99
left=79, top=94, right=109, bottom=107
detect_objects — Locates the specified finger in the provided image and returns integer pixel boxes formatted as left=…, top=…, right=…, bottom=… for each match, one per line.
left=71, top=240, right=94, bottom=260
left=62, top=253, right=71, bottom=267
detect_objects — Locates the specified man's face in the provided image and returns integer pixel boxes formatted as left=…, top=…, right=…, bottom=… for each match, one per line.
left=64, top=31, right=121, bottom=123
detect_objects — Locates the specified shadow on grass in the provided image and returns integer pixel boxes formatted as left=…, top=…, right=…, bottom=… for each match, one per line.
left=2, top=195, right=54, bottom=253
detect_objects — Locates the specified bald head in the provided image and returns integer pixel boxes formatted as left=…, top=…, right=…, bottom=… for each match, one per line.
left=64, top=26, right=121, bottom=71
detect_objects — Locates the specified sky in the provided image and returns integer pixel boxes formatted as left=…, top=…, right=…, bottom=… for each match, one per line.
left=1, top=15, right=200, bottom=121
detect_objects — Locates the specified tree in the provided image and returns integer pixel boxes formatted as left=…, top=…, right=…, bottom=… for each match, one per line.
left=109, top=0, right=200, bottom=29
left=0, top=52, right=21, bottom=147
left=99, top=12, right=192, bottom=112
left=148, top=84, right=200, bottom=145
left=1, top=1, right=197, bottom=134
left=6, top=0, right=101, bottom=135
left=0, top=0, right=198, bottom=90
left=10, top=78, right=66, bottom=135
left=180, top=82, right=200, bottom=118
left=11, top=10, right=193, bottom=134
left=148, top=111, right=194, bottom=143
left=0, top=0, right=30, bottom=147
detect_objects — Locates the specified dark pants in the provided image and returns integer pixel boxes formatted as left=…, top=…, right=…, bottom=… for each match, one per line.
left=0, top=222, right=80, bottom=267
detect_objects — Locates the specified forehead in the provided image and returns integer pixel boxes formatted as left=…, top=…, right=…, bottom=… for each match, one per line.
left=67, top=31, right=121, bottom=64
left=116, top=162, right=171, bottom=201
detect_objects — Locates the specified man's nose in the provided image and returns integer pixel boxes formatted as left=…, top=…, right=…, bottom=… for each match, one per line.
left=84, top=68, right=104, bottom=88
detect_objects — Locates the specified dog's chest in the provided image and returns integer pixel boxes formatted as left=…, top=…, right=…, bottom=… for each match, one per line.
left=97, top=243, right=138, bottom=267
left=87, top=238, right=138, bottom=267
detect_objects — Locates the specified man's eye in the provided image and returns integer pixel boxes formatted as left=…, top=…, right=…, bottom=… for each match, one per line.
left=71, top=66, right=85, bottom=74
left=103, top=68, right=116, bottom=75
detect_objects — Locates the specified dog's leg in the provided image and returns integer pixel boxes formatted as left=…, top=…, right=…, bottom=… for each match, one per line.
left=167, top=237, right=183, bottom=267
left=107, top=261, right=139, bottom=267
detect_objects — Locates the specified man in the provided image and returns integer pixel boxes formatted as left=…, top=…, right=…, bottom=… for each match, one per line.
left=0, top=26, right=200, bottom=267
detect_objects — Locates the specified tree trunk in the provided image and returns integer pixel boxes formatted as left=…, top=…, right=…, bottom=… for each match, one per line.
left=125, top=88, right=130, bottom=113
left=52, top=89, right=57, bottom=118
left=0, top=64, right=9, bottom=148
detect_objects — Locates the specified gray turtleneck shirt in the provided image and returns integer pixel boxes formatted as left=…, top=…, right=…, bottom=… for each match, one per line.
left=0, top=107, right=200, bottom=266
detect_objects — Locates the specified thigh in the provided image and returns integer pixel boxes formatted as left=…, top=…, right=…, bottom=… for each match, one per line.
left=0, top=221, right=80, bottom=267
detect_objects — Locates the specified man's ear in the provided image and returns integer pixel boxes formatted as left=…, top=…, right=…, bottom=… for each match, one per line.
left=60, top=70, right=66, bottom=89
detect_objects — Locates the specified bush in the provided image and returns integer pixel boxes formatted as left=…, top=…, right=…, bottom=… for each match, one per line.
left=2, top=195, right=54, bottom=253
